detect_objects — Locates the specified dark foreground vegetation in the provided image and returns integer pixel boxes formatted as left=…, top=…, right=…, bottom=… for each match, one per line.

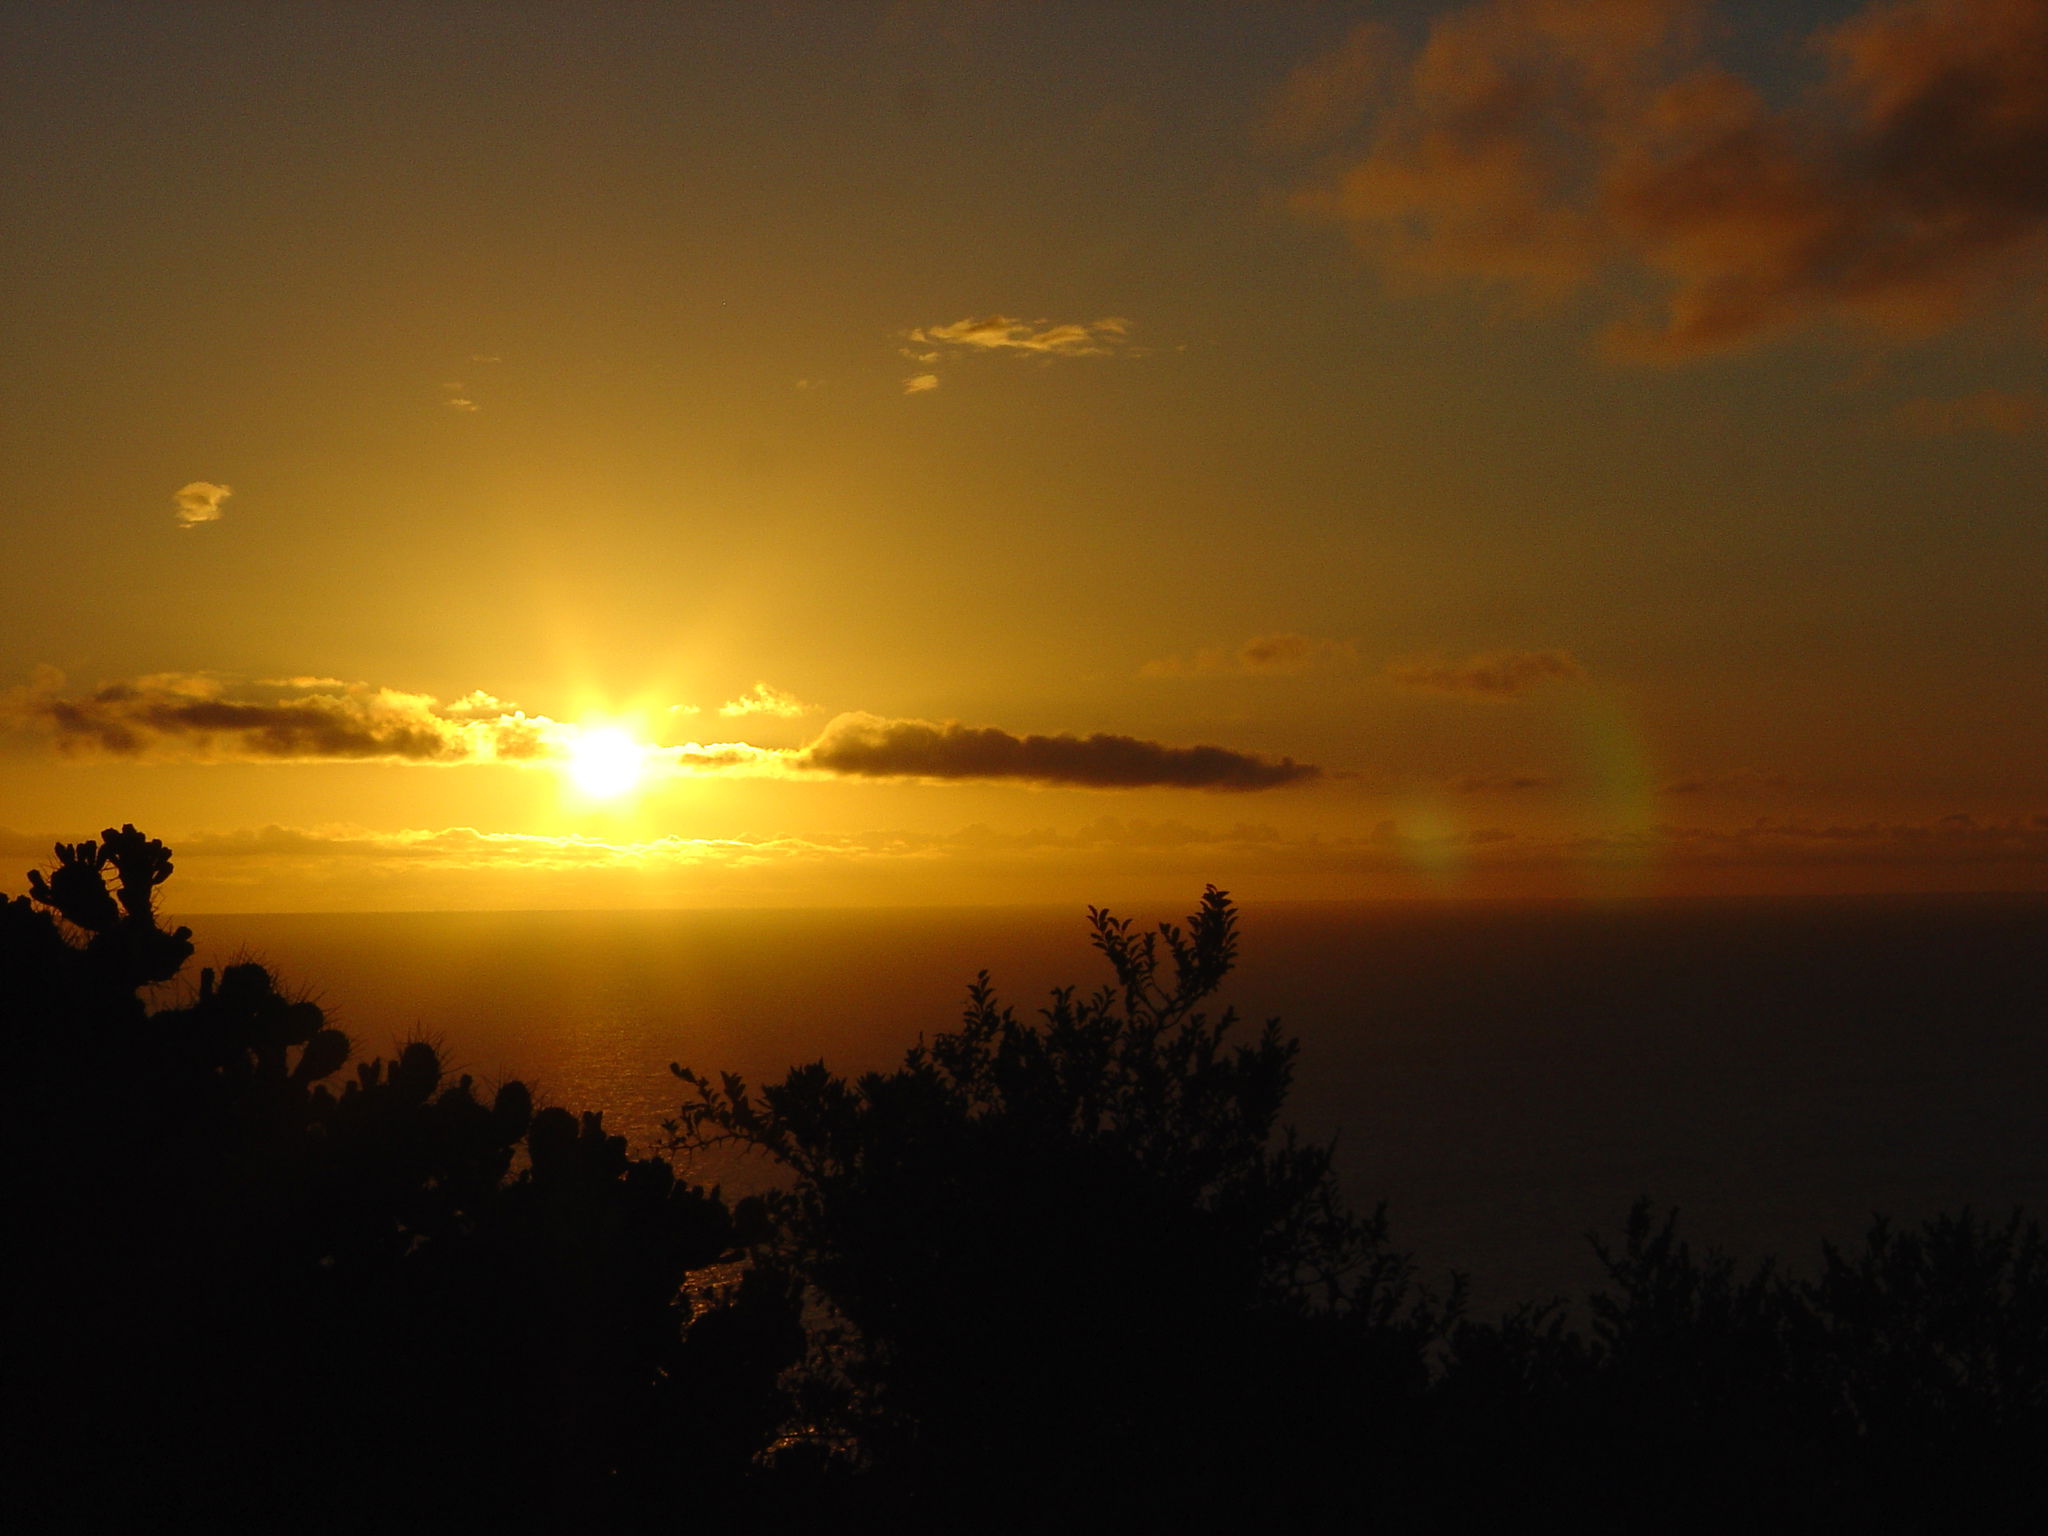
left=6, top=828, right=2045, bottom=1531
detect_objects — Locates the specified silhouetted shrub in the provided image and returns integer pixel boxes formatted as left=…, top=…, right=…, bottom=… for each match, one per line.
left=4, top=829, right=799, bottom=1531
left=1425, top=1201, right=2048, bottom=1525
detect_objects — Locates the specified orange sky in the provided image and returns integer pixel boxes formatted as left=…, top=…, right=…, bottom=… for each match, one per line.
left=3, top=0, right=2044, bottom=910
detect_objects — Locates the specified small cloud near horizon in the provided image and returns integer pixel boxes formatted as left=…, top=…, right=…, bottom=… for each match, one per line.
left=1142, top=632, right=1357, bottom=678
left=798, top=712, right=1319, bottom=791
left=173, top=482, right=231, bottom=529
left=1388, top=649, right=1586, bottom=700
left=1449, top=772, right=1560, bottom=793
left=910, top=315, right=1137, bottom=359
left=899, top=314, right=1141, bottom=393
left=442, top=354, right=498, bottom=411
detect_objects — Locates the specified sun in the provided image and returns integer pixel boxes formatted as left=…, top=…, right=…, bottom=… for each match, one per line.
left=565, top=726, right=647, bottom=799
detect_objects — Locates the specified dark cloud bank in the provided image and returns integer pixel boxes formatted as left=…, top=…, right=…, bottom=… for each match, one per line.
left=799, top=714, right=1319, bottom=791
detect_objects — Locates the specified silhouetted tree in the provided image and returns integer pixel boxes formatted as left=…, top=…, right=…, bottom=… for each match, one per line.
left=671, top=887, right=1455, bottom=1531
left=672, top=888, right=2048, bottom=1530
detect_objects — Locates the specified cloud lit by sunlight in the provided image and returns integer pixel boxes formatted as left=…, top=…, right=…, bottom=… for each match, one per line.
left=173, top=482, right=231, bottom=528
left=718, top=682, right=812, bottom=719
left=2, top=672, right=1317, bottom=792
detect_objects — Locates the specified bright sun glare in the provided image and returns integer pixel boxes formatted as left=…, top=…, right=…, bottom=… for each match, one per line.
left=566, top=727, right=647, bottom=799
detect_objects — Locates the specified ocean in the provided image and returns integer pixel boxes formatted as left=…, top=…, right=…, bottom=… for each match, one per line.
left=180, top=893, right=2048, bottom=1317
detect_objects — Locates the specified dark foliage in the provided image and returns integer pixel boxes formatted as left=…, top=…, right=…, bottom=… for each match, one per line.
left=4, top=829, right=800, bottom=1532
left=671, top=887, right=1459, bottom=1530
left=675, top=887, right=2048, bottom=1532
left=8, top=835, right=2045, bottom=1531
left=1425, top=1199, right=2048, bottom=1527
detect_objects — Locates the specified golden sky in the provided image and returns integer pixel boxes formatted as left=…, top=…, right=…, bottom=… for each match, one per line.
left=3, top=0, right=2044, bottom=909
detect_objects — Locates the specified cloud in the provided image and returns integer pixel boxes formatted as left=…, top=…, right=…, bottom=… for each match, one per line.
left=1449, top=773, right=1561, bottom=793
left=718, top=682, right=812, bottom=719
left=796, top=711, right=1318, bottom=791
left=444, top=689, right=517, bottom=719
left=0, top=671, right=786, bottom=775
left=1892, top=389, right=2048, bottom=436
left=6, top=671, right=553, bottom=763
left=1283, top=0, right=2048, bottom=357
left=442, top=355, right=496, bottom=411
left=1259, top=20, right=1393, bottom=149
left=5, top=672, right=1313, bottom=793
left=173, top=482, right=231, bottom=528
left=908, top=315, right=1138, bottom=359
left=1141, top=633, right=1357, bottom=678
left=1388, top=649, right=1587, bottom=699
left=903, top=373, right=940, bottom=394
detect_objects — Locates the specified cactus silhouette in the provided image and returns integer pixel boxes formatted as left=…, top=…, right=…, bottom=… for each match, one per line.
left=24, top=824, right=193, bottom=988
left=4, top=826, right=800, bottom=1530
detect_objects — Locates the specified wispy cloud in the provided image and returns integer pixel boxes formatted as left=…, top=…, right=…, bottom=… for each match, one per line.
left=909, top=315, right=1137, bottom=359
left=1141, top=633, right=1357, bottom=678
left=441, top=354, right=497, bottom=411
left=718, top=682, right=812, bottom=719
left=896, top=315, right=1142, bottom=394
left=1387, top=649, right=1586, bottom=699
left=1282, top=0, right=2048, bottom=358
left=173, top=481, right=231, bottom=529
